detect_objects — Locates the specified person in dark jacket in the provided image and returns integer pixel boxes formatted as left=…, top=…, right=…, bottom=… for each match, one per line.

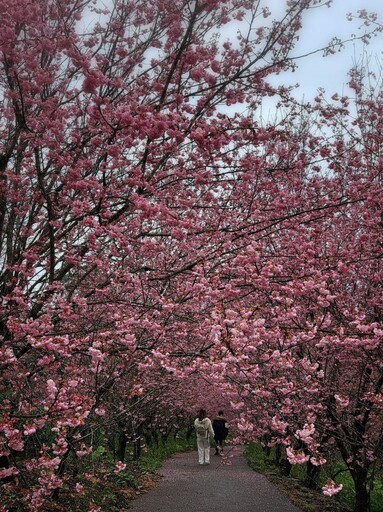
left=212, top=410, right=228, bottom=455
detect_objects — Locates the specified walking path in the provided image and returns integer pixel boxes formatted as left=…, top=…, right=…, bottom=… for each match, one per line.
left=128, top=445, right=302, bottom=512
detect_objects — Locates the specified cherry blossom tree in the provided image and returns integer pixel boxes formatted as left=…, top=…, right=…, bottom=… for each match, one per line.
left=0, top=0, right=382, bottom=511
left=199, top=65, right=383, bottom=512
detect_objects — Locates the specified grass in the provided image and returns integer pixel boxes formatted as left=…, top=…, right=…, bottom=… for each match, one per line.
left=136, top=431, right=196, bottom=473
left=244, top=443, right=383, bottom=512
left=0, top=429, right=196, bottom=512
left=11, top=431, right=382, bottom=512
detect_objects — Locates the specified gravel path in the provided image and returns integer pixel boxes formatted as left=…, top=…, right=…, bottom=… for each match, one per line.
left=128, top=445, right=302, bottom=512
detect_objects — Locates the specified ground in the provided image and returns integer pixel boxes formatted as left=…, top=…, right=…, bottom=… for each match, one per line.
left=266, top=472, right=351, bottom=512
left=11, top=452, right=351, bottom=512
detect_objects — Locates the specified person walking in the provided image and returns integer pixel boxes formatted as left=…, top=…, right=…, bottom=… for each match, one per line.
left=194, top=409, right=215, bottom=465
left=212, top=410, right=228, bottom=455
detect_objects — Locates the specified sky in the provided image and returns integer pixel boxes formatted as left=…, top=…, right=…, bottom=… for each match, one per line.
left=86, top=0, right=382, bottom=110
left=272, top=0, right=383, bottom=100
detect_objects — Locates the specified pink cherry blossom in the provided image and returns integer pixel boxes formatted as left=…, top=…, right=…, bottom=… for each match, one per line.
left=1, top=1, right=382, bottom=511
left=322, top=479, right=343, bottom=496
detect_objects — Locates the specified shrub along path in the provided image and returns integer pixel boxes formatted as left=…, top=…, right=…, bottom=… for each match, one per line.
left=127, top=445, right=302, bottom=512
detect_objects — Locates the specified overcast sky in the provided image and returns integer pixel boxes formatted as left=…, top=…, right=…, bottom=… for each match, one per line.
left=87, top=0, right=382, bottom=112
left=274, top=0, right=383, bottom=100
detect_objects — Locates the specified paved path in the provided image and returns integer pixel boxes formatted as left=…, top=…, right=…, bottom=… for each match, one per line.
left=128, top=445, right=302, bottom=512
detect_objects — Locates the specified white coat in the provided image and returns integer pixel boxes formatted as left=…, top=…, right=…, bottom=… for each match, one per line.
left=194, top=417, right=215, bottom=465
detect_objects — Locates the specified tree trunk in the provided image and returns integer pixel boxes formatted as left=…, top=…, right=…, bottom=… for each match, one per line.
left=133, top=436, right=141, bottom=460
left=304, top=460, right=320, bottom=490
left=353, top=469, right=370, bottom=512
left=279, top=458, right=292, bottom=476
left=107, top=432, right=116, bottom=456
left=261, top=435, right=271, bottom=457
left=186, top=425, right=194, bottom=440
left=275, top=444, right=282, bottom=466
left=117, top=430, right=128, bottom=462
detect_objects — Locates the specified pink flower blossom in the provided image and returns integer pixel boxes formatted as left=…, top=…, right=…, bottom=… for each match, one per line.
left=310, top=456, right=326, bottom=466
left=46, top=379, right=58, bottom=396
left=322, top=479, right=343, bottom=496
left=88, top=347, right=105, bottom=362
left=335, top=394, right=349, bottom=408
left=286, top=447, right=310, bottom=465
left=0, top=467, right=19, bottom=479
left=296, top=423, right=315, bottom=443
left=24, top=426, right=37, bottom=436
left=114, top=461, right=126, bottom=473
left=271, top=417, right=289, bottom=434
left=75, top=483, right=84, bottom=494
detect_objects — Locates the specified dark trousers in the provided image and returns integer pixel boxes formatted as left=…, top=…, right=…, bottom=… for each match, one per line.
left=215, top=437, right=224, bottom=453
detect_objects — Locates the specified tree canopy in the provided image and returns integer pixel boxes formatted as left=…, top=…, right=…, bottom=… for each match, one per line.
left=0, top=1, right=382, bottom=511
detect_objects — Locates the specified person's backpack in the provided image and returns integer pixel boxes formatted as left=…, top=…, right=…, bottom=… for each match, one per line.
left=196, top=421, right=207, bottom=437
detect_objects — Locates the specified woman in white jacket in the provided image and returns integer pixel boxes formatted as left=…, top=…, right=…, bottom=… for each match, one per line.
left=194, top=409, right=215, bottom=465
